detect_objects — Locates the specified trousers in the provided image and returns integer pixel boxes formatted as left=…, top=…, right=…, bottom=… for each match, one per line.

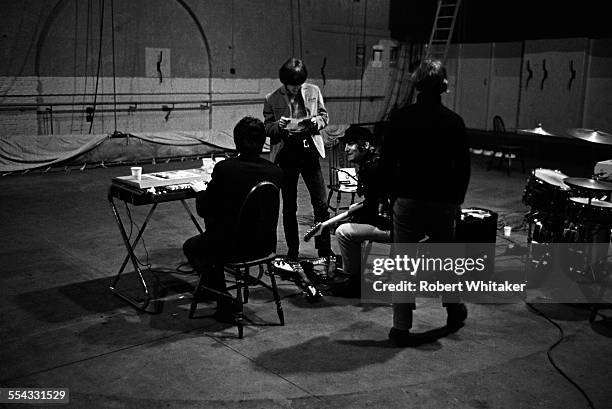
left=278, top=143, right=331, bottom=257
left=335, top=222, right=390, bottom=280
left=183, top=232, right=227, bottom=295
left=391, top=198, right=460, bottom=330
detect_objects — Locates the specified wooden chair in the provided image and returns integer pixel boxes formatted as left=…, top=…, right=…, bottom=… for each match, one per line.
left=189, top=181, right=284, bottom=338
left=487, top=115, right=525, bottom=176
left=327, top=140, right=358, bottom=216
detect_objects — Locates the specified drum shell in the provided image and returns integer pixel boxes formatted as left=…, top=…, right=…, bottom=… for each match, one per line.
left=566, top=198, right=612, bottom=226
left=523, top=173, right=569, bottom=211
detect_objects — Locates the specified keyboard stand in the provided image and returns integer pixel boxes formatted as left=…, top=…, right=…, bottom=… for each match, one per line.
left=108, top=184, right=203, bottom=313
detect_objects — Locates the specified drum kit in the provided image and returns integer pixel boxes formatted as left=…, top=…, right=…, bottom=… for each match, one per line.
left=520, top=125, right=612, bottom=284
left=523, top=168, right=612, bottom=282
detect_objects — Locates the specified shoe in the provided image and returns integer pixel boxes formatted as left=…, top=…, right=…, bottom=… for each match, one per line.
left=328, top=280, right=360, bottom=298
left=388, top=327, right=429, bottom=347
left=213, top=308, right=236, bottom=324
left=214, top=298, right=240, bottom=324
left=446, top=303, right=467, bottom=331
left=192, top=285, right=217, bottom=303
left=286, top=249, right=299, bottom=262
left=317, top=248, right=335, bottom=258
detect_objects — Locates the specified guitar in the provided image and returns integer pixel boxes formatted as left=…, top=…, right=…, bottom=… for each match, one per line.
left=303, top=201, right=364, bottom=242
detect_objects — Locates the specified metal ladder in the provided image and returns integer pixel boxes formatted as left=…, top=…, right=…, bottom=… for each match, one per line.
left=380, top=0, right=461, bottom=119
left=424, top=0, right=462, bottom=63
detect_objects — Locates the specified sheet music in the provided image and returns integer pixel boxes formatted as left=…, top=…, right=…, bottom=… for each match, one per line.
left=285, top=117, right=312, bottom=133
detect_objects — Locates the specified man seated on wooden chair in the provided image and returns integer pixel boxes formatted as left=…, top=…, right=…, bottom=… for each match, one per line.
left=183, top=116, right=283, bottom=322
left=331, top=126, right=391, bottom=297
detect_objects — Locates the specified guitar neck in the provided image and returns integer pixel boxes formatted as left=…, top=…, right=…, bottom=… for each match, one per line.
left=303, top=201, right=364, bottom=242
left=321, top=202, right=363, bottom=228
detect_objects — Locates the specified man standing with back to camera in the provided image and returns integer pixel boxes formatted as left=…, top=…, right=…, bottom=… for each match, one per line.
left=263, top=57, right=332, bottom=261
left=382, top=59, right=471, bottom=347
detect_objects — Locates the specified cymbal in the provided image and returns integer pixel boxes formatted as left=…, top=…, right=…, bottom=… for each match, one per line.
left=518, top=124, right=555, bottom=136
left=563, top=177, right=612, bottom=192
left=566, top=128, right=612, bottom=145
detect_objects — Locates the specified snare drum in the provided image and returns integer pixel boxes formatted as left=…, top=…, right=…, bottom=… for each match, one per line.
left=567, top=197, right=612, bottom=225
left=523, top=168, right=570, bottom=210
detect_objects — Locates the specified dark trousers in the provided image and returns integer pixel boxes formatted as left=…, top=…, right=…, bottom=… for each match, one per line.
left=392, top=198, right=461, bottom=330
left=183, top=232, right=227, bottom=295
left=278, top=143, right=330, bottom=257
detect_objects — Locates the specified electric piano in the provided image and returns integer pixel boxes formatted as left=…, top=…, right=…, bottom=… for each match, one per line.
left=108, top=167, right=212, bottom=312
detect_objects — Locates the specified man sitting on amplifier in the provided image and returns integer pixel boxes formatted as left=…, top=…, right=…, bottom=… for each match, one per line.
left=183, top=116, right=283, bottom=322
left=331, top=126, right=391, bottom=297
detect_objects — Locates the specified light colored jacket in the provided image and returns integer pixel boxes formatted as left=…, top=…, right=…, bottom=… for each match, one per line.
left=263, top=83, right=328, bottom=162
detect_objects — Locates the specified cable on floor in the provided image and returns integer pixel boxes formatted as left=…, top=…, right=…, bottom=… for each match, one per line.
left=525, top=302, right=596, bottom=409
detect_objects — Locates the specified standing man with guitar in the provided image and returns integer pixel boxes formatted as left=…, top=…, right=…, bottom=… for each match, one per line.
left=264, top=57, right=332, bottom=261
left=330, top=126, right=391, bottom=297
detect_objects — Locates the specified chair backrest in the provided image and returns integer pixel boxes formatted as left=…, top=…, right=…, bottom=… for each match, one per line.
left=493, top=115, right=506, bottom=133
left=230, top=181, right=280, bottom=262
left=327, top=140, right=354, bottom=187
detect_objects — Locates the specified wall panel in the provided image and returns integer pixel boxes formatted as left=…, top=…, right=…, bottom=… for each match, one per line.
left=455, top=43, right=491, bottom=129
left=518, top=38, right=588, bottom=136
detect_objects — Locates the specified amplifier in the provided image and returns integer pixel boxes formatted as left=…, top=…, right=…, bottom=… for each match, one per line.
left=595, top=159, right=612, bottom=181
left=457, top=207, right=498, bottom=277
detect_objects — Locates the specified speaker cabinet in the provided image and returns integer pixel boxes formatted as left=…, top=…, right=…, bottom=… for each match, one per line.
left=457, top=207, right=498, bottom=277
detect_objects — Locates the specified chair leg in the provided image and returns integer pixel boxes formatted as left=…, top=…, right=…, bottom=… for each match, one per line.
left=487, top=153, right=495, bottom=171
left=243, top=266, right=250, bottom=304
left=589, top=305, right=599, bottom=323
left=361, top=240, right=373, bottom=274
left=497, top=153, right=504, bottom=173
left=335, top=191, right=342, bottom=217
left=257, top=264, right=265, bottom=280
left=506, top=154, right=511, bottom=176
left=189, top=275, right=204, bottom=318
left=267, top=262, right=285, bottom=325
left=326, top=189, right=334, bottom=211
left=235, top=269, right=245, bottom=338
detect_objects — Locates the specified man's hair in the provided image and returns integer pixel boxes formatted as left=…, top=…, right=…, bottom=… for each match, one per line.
left=342, top=125, right=373, bottom=148
left=279, top=57, right=308, bottom=86
left=233, top=116, right=266, bottom=155
left=411, top=59, right=448, bottom=94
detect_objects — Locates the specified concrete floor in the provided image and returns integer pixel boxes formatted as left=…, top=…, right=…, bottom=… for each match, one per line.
left=1, top=153, right=611, bottom=409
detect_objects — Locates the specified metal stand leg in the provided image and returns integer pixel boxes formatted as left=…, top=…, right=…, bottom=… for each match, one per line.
left=180, top=199, right=204, bottom=233
left=108, top=193, right=158, bottom=313
left=108, top=190, right=205, bottom=313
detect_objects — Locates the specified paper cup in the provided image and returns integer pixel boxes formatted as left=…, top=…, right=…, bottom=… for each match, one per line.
left=131, top=166, right=142, bottom=181
left=503, top=226, right=512, bottom=237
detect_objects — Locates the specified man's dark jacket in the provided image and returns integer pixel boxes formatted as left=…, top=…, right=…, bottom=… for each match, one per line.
left=382, top=92, right=470, bottom=205
left=353, top=151, right=390, bottom=230
left=195, top=155, right=283, bottom=256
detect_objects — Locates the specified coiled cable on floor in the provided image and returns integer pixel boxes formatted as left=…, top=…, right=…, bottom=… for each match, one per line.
left=525, top=302, right=596, bottom=409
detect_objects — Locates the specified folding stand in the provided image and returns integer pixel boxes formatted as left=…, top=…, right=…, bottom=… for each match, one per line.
left=108, top=184, right=203, bottom=313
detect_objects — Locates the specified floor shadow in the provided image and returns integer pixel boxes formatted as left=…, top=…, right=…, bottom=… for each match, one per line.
left=590, top=305, right=612, bottom=338
left=590, top=316, right=612, bottom=338
left=15, top=271, right=197, bottom=323
left=77, top=299, right=236, bottom=347
left=337, top=326, right=445, bottom=351
left=524, top=302, right=593, bottom=322
left=252, top=321, right=448, bottom=374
